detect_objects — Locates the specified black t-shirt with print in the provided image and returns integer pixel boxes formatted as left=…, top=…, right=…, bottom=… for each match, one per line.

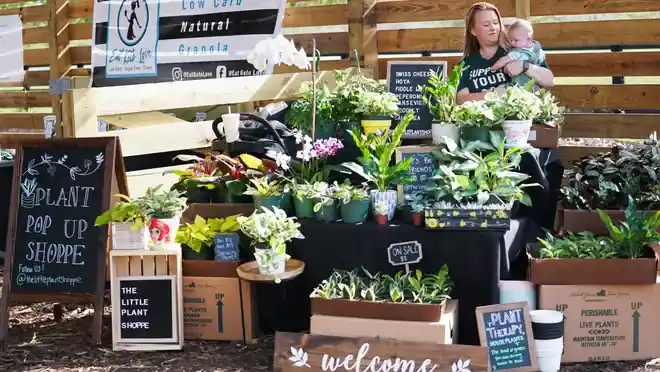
left=458, top=47, right=549, bottom=93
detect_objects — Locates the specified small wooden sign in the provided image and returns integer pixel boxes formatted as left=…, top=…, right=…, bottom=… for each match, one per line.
left=0, top=137, right=127, bottom=344
left=273, top=332, right=489, bottom=372
left=387, top=241, right=422, bottom=274
left=214, top=233, right=239, bottom=261
left=115, top=276, right=178, bottom=343
left=395, top=146, right=437, bottom=203
left=476, top=302, right=538, bottom=372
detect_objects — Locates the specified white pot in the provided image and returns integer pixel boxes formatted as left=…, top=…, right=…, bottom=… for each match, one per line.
left=502, top=119, right=533, bottom=146
left=370, top=190, right=397, bottom=221
left=254, top=247, right=287, bottom=275
left=431, top=121, right=460, bottom=145
left=112, top=222, right=147, bottom=250
left=148, top=216, right=180, bottom=249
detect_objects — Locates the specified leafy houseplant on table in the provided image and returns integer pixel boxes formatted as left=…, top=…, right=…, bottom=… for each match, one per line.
left=405, top=192, right=427, bottom=227
left=170, top=154, right=220, bottom=203
left=175, top=215, right=241, bottom=260
left=373, top=201, right=389, bottom=225
left=421, top=62, right=464, bottom=145
left=423, top=133, right=540, bottom=230
left=237, top=206, right=304, bottom=275
left=310, top=267, right=453, bottom=322
left=286, top=81, right=337, bottom=139
left=453, top=99, right=501, bottom=143
left=243, top=175, right=288, bottom=211
left=489, top=84, right=541, bottom=147
left=95, top=196, right=148, bottom=250
left=352, top=91, right=400, bottom=135
left=311, top=181, right=339, bottom=222
left=292, top=183, right=315, bottom=219
left=534, top=89, right=565, bottom=128
left=342, top=111, right=415, bottom=220
left=135, top=186, right=187, bottom=248
left=528, top=197, right=660, bottom=285
left=334, top=180, right=370, bottom=224
left=331, top=67, right=386, bottom=136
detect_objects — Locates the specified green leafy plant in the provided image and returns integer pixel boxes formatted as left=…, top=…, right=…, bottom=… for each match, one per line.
left=420, top=62, right=464, bottom=123
left=537, top=231, right=617, bottom=259
left=243, top=175, right=285, bottom=196
left=331, top=67, right=387, bottom=123
left=535, top=89, right=565, bottom=126
left=134, top=186, right=187, bottom=218
left=489, top=85, right=542, bottom=121
left=285, top=81, right=336, bottom=137
left=339, top=111, right=415, bottom=191
left=453, top=100, right=501, bottom=128
left=310, top=181, right=337, bottom=212
left=333, top=180, right=369, bottom=204
left=169, top=154, right=221, bottom=192
left=598, top=197, right=660, bottom=259
left=405, top=192, right=427, bottom=213
left=374, top=200, right=389, bottom=216
left=311, top=266, right=452, bottom=304
left=352, top=91, right=400, bottom=117
left=237, top=206, right=304, bottom=249
left=175, top=215, right=241, bottom=253
left=95, top=196, right=147, bottom=230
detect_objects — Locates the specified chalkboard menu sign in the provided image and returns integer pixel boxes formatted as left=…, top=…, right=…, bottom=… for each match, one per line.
left=394, top=146, right=436, bottom=203
left=0, top=137, right=126, bottom=344
left=214, top=233, right=239, bottom=261
left=118, top=276, right=177, bottom=342
left=386, top=61, right=447, bottom=139
left=476, top=302, right=538, bottom=372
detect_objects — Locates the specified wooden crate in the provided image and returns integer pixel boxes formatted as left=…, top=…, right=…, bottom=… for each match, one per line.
left=109, top=249, right=183, bottom=351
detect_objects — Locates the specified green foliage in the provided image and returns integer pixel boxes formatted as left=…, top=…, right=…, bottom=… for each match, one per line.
left=351, top=91, right=400, bottom=117
left=332, top=68, right=387, bottom=122
left=175, top=215, right=241, bottom=253
left=94, top=195, right=147, bottom=230
left=537, top=231, right=618, bottom=259
left=420, top=62, right=464, bottom=123
left=243, top=175, right=285, bottom=196
left=134, top=185, right=187, bottom=218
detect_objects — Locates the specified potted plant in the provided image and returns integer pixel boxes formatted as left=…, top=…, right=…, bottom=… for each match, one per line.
left=170, top=154, right=221, bottom=203
left=341, top=111, right=415, bottom=220
left=331, top=67, right=386, bottom=134
left=335, top=180, right=370, bottom=224
left=374, top=200, right=389, bottom=225
left=215, top=153, right=275, bottom=204
left=454, top=100, right=501, bottom=143
left=534, top=89, right=565, bottom=127
left=175, top=215, right=241, bottom=260
left=528, top=198, right=660, bottom=285
left=134, top=186, right=187, bottom=248
left=286, top=81, right=337, bottom=139
left=310, top=267, right=452, bottom=322
left=489, top=85, right=541, bottom=147
left=421, top=62, right=464, bottom=145
left=423, top=134, right=540, bottom=230
left=237, top=206, right=304, bottom=275
left=311, top=181, right=339, bottom=222
left=95, top=196, right=148, bottom=250
left=243, top=175, right=287, bottom=211
left=292, top=183, right=315, bottom=219
left=352, top=91, right=400, bottom=135
left=405, top=192, right=427, bottom=227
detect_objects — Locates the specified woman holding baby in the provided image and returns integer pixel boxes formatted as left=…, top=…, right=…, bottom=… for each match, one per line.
left=456, top=2, right=555, bottom=103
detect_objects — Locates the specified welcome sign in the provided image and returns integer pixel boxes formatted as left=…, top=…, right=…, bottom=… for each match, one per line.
left=273, top=332, right=489, bottom=372
left=91, top=0, right=286, bottom=87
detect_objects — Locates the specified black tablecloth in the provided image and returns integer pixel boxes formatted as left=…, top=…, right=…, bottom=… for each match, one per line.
left=256, top=217, right=531, bottom=345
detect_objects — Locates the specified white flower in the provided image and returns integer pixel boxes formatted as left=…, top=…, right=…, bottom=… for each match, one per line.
left=266, top=150, right=291, bottom=171
left=247, top=35, right=310, bottom=72
left=452, top=359, right=470, bottom=372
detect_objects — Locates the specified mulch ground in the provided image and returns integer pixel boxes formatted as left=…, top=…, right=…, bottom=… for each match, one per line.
left=1, top=270, right=658, bottom=371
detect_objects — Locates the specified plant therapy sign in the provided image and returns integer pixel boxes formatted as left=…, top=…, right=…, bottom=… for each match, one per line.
left=90, top=0, right=287, bottom=87
left=273, top=332, right=489, bottom=372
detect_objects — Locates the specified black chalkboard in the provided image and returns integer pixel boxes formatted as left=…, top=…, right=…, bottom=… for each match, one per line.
left=214, top=233, right=239, bottom=261
left=12, top=146, right=108, bottom=294
left=387, top=241, right=423, bottom=266
left=119, top=277, right=175, bottom=340
left=476, top=303, right=538, bottom=372
left=395, top=147, right=436, bottom=202
left=387, top=61, right=447, bottom=139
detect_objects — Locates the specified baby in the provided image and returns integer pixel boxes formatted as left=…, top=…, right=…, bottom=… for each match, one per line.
left=492, top=19, right=546, bottom=87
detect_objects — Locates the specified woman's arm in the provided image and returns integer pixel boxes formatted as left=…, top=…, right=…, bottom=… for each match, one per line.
left=456, top=88, right=489, bottom=104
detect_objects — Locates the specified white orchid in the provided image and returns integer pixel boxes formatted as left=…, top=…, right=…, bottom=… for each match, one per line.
left=247, top=34, right=311, bottom=72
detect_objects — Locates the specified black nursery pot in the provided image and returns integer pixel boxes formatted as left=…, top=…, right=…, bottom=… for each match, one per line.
left=186, top=180, right=214, bottom=203
left=181, top=244, right=213, bottom=260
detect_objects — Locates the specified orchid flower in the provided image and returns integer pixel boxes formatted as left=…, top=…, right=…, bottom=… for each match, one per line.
left=247, top=35, right=311, bottom=72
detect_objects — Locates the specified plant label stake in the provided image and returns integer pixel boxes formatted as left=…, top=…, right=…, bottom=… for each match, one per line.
left=387, top=241, right=423, bottom=273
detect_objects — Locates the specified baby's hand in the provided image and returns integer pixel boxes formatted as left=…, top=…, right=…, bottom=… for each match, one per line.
left=491, top=56, right=511, bottom=71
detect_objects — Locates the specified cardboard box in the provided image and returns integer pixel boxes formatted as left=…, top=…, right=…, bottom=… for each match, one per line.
left=182, top=276, right=257, bottom=342
left=539, top=283, right=660, bottom=363
left=310, top=300, right=458, bottom=345
left=528, top=123, right=559, bottom=148
left=555, top=208, right=660, bottom=236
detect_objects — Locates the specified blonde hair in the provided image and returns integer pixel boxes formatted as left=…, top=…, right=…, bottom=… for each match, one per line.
left=463, top=2, right=505, bottom=58
left=508, top=19, right=534, bottom=36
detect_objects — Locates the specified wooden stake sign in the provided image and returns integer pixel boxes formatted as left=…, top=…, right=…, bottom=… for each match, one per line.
left=476, top=302, right=538, bottom=372
left=0, top=137, right=128, bottom=344
left=273, top=332, right=489, bottom=372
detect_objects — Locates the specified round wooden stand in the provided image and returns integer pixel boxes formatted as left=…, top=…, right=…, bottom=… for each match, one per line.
left=236, top=259, right=305, bottom=282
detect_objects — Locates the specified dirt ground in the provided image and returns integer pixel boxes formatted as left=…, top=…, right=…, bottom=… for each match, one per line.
left=1, top=273, right=658, bottom=371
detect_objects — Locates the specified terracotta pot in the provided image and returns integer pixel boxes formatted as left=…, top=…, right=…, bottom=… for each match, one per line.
left=411, top=212, right=423, bottom=227
left=375, top=214, right=388, bottom=225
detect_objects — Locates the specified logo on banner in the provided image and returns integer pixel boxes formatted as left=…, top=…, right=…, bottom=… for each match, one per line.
left=106, top=0, right=158, bottom=78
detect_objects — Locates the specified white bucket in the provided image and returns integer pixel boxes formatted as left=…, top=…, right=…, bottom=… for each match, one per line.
left=531, top=310, right=564, bottom=372
left=502, top=119, right=532, bottom=146
left=112, top=222, right=147, bottom=250
left=499, top=280, right=536, bottom=309
left=431, top=121, right=460, bottom=145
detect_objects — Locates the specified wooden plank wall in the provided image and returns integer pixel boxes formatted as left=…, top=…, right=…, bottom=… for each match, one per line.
left=3, top=0, right=660, bottom=163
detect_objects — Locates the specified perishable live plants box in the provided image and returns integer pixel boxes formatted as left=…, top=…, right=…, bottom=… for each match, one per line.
left=539, top=281, right=660, bottom=363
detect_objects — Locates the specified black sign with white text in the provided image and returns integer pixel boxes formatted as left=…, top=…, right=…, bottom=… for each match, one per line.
left=387, top=241, right=423, bottom=266
left=387, top=61, right=447, bottom=139
left=12, top=146, right=106, bottom=294
left=119, top=278, right=174, bottom=340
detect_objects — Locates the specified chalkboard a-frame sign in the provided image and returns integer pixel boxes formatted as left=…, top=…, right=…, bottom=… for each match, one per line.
left=0, top=137, right=128, bottom=345
left=394, top=146, right=436, bottom=203
left=475, top=302, right=539, bottom=372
